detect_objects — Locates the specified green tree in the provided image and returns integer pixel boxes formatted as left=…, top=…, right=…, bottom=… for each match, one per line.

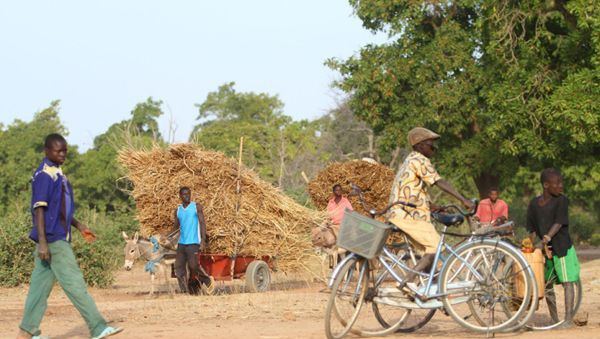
left=70, top=97, right=165, bottom=211
left=328, top=0, right=600, bottom=207
left=191, top=83, right=291, bottom=182
left=0, top=101, right=72, bottom=212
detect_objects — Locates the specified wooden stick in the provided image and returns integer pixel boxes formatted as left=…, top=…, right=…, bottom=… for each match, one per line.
left=301, top=171, right=310, bottom=184
left=236, top=136, right=244, bottom=194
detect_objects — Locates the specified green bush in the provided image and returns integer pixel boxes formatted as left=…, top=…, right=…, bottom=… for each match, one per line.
left=569, top=207, right=597, bottom=243
left=590, top=234, right=600, bottom=247
left=0, top=206, right=139, bottom=288
left=72, top=208, right=140, bottom=287
left=0, top=210, right=35, bottom=286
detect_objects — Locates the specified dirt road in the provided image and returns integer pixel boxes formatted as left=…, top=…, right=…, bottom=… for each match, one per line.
left=1, top=259, right=599, bottom=339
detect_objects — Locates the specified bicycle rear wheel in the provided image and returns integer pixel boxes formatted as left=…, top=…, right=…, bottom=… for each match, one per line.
left=527, top=277, right=582, bottom=330
left=466, top=243, right=539, bottom=332
left=439, top=240, right=534, bottom=333
left=324, top=256, right=367, bottom=339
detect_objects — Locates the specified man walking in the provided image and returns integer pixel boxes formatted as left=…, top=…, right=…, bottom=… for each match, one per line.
left=17, top=133, right=122, bottom=339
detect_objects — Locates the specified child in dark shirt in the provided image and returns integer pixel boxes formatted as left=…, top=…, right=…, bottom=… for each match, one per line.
left=527, top=168, right=580, bottom=328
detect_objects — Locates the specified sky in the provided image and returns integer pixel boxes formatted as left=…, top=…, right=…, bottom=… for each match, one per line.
left=0, top=1, right=386, bottom=151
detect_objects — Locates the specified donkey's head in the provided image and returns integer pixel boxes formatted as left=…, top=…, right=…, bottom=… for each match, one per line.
left=122, top=231, right=141, bottom=271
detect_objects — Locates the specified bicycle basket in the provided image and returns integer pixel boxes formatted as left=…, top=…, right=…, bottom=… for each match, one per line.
left=337, top=209, right=392, bottom=259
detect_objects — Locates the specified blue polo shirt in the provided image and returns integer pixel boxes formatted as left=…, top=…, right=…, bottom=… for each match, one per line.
left=29, top=158, right=74, bottom=243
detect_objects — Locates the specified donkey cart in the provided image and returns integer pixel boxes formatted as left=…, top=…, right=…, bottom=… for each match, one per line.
left=197, top=254, right=275, bottom=293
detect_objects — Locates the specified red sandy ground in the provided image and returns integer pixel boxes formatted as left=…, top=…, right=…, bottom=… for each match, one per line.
left=1, top=258, right=599, bottom=339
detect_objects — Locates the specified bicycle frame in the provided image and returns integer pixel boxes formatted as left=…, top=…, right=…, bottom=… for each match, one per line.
left=329, top=223, right=487, bottom=301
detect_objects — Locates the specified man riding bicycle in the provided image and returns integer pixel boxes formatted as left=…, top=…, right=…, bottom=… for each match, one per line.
left=389, top=127, right=474, bottom=289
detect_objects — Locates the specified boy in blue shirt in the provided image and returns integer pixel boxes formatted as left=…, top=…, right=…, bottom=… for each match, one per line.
left=173, top=187, right=214, bottom=295
left=17, top=134, right=122, bottom=339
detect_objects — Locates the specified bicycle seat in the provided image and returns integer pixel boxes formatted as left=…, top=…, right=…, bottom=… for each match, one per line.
left=431, top=212, right=464, bottom=227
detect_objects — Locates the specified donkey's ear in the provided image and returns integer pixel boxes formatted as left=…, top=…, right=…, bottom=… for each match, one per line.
left=133, top=231, right=139, bottom=242
left=122, top=231, right=129, bottom=240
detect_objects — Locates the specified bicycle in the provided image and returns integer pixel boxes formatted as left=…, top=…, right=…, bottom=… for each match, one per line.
left=324, top=191, right=538, bottom=338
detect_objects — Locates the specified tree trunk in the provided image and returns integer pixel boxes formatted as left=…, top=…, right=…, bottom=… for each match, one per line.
left=474, top=172, right=500, bottom=200
left=367, top=129, right=375, bottom=159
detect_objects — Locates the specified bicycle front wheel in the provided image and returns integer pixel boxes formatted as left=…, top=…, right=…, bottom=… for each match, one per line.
left=439, top=240, right=534, bottom=333
left=372, top=247, right=435, bottom=333
left=324, top=256, right=367, bottom=339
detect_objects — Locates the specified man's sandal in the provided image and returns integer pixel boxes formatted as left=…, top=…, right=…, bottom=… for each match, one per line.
left=91, top=326, right=123, bottom=339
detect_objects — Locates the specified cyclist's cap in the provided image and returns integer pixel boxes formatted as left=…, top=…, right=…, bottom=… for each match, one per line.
left=407, top=127, right=440, bottom=146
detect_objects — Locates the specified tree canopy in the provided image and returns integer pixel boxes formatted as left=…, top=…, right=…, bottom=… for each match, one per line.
left=327, top=0, right=599, bottom=211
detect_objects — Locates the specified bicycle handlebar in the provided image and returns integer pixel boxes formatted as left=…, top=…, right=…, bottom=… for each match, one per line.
left=437, top=199, right=479, bottom=217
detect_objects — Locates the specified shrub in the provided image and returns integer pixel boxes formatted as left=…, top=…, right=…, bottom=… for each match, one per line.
left=0, top=206, right=139, bottom=288
left=590, top=234, right=600, bottom=247
left=569, top=207, right=597, bottom=243
left=0, top=210, right=35, bottom=286
left=72, top=208, right=140, bottom=287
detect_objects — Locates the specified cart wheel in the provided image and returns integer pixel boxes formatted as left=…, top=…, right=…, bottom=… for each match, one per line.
left=245, top=260, right=270, bottom=292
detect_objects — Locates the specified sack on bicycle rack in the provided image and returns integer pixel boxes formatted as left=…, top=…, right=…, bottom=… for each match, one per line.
left=311, top=225, right=337, bottom=248
left=337, top=209, right=391, bottom=259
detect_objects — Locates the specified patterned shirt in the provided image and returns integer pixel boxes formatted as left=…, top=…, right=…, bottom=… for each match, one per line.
left=389, top=151, right=441, bottom=222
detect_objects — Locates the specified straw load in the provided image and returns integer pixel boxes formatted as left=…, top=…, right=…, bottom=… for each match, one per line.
left=308, top=160, right=396, bottom=215
left=118, top=143, right=325, bottom=272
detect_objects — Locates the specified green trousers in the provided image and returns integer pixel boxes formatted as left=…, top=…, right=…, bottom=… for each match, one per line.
left=19, top=240, right=107, bottom=337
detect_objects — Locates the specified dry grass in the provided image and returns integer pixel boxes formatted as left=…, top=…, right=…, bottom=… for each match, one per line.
left=307, top=159, right=395, bottom=215
left=118, top=143, right=326, bottom=273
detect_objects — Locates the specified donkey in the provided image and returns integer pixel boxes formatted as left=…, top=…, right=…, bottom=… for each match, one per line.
left=122, top=231, right=176, bottom=297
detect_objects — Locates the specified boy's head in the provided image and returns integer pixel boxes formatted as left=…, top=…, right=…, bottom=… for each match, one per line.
left=44, top=133, right=68, bottom=165
left=488, top=188, right=499, bottom=202
left=541, top=168, right=563, bottom=197
left=179, top=186, right=191, bottom=204
left=332, top=184, right=342, bottom=197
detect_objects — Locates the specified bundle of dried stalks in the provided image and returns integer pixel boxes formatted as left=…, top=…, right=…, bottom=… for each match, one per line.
left=308, top=160, right=395, bottom=215
left=118, top=143, right=325, bottom=272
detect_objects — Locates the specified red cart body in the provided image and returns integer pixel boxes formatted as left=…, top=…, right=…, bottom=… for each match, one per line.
left=197, top=253, right=274, bottom=281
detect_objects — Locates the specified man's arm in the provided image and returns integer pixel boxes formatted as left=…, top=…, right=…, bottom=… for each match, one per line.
left=31, top=172, right=52, bottom=260
left=542, top=223, right=563, bottom=244
left=71, top=217, right=96, bottom=243
left=525, top=201, right=539, bottom=243
left=174, top=208, right=180, bottom=231
left=197, top=204, right=208, bottom=251
left=434, top=179, right=473, bottom=209
left=543, top=196, right=569, bottom=244
left=34, top=207, right=50, bottom=261
left=501, top=201, right=509, bottom=218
